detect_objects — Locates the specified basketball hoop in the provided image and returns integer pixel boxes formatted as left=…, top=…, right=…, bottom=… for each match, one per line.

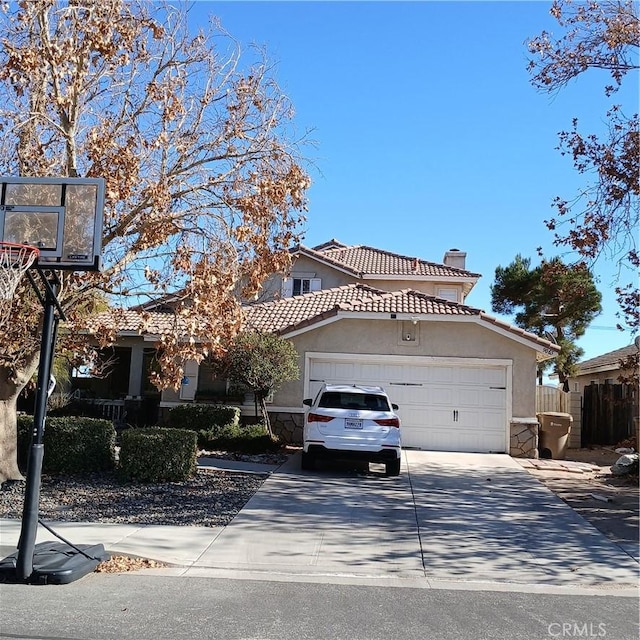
left=0, top=242, right=39, bottom=326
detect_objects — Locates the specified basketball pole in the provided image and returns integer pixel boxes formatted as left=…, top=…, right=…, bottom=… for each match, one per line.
left=16, top=269, right=62, bottom=582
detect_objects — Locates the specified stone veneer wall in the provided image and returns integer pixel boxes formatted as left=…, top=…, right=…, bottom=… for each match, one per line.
left=510, top=419, right=539, bottom=458
left=269, top=412, right=304, bottom=444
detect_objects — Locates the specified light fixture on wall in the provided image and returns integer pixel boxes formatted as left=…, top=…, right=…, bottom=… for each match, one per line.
left=411, top=317, right=418, bottom=326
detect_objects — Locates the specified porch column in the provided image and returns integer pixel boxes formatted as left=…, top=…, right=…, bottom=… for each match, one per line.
left=128, top=343, right=145, bottom=398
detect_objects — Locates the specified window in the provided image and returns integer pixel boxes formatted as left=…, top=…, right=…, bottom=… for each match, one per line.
left=437, top=287, right=458, bottom=302
left=318, top=392, right=390, bottom=411
left=282, top=276, right=321, bottom=297
left=293, top=278, right=311, bottom=296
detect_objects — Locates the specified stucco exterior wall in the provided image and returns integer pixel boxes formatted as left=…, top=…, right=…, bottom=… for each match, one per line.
left=260, top=255, right=467, bottom=301
left=274, top=317, right=538, bottom=417
left=572, top=371, right=621, bottom=395
left=291, top=255, right=354, bottom=288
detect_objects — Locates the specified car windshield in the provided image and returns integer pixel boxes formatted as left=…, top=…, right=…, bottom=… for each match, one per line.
left=318, top=392, right=390, bottom=411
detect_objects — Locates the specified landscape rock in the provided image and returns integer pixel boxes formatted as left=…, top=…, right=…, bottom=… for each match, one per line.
left=611, top=453, right=639, bottom=476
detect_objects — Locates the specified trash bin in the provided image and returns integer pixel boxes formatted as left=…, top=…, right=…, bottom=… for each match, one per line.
left=537, top=412, right=573, bottom=459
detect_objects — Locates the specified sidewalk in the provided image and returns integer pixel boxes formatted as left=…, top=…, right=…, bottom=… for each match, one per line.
left=0, top=457, right=281, bottom=568
left=1, top=452, right=638, bottom=593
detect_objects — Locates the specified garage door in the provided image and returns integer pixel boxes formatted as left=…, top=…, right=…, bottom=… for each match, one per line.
left=307, top=355, right=509, bottom=453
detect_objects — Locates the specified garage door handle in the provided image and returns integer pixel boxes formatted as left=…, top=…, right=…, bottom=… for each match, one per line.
left=453, top=410, right=458, bottom=422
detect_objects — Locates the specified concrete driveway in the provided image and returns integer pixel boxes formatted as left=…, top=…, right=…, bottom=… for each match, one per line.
left=185, top=450, right=638, bottom=588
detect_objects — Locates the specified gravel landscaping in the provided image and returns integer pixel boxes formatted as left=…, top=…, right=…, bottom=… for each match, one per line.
left=0, top=467, right=269, bottom=528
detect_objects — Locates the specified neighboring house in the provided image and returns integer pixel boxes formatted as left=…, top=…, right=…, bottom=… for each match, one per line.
left=568, top=344, right=639, bottom=394
left=74, top=240, right=560, bottom=457
left=567, top=344, right=639, bottom=447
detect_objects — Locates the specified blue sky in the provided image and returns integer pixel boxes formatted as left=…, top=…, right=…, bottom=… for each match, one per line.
left=189, top=1, right=638, bottom=363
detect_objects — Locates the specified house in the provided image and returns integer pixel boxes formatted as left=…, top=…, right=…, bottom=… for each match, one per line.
left=72, top=240, right=560, bottom=458
left=568, top=343, right=639, bottom=394
left=567, top=343, right=639, bottom=447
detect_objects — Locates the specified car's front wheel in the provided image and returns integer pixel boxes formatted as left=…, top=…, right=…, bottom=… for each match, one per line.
left=301, top=451, right=316, bottom=471
left=385, top=458, right=401, bottom=476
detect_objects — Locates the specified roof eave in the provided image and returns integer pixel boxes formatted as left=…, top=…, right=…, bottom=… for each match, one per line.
left=277, top=308, right=560, bottom=356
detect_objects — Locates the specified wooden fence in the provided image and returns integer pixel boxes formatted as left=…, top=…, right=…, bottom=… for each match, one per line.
left=536, top=385, right=570, bottom=413
left=581, top=383, right=637, bottom=446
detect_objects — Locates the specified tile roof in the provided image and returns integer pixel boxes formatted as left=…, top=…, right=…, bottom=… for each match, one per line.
left=100, top=285, right=559, bottom=356
left=299, top=243, right=480, bottom=278
left=244, top=284, right=482, bottom=334
left=576, top=344, right=639, bottom=374
left=92, top=309, right=189, bottom=335
left=243, top=284, right=559, bottom=354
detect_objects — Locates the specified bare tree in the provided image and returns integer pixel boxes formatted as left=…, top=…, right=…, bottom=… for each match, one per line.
left=0, top=0, right=310, bottom=482
left=527, top=0, right=639, bottom=334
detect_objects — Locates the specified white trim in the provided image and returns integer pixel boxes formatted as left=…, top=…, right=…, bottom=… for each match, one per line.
left=283, top=311, right=557, bottom=357
left=577, top=364, right=622, bottom=376
left=471, top=317, right=558, bottom=357
left=295, top=248, right=359, bottom=277
left=511, top=416, right=539, bottom=425
left=296, top=247, right=478, bottom=282
left=281, top=315, right=342, bottom=338
left=364, top=274, right=477, bottom=283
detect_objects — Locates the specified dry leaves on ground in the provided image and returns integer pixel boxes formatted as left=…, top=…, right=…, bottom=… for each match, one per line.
left=96, top=555, right=167, bottom=573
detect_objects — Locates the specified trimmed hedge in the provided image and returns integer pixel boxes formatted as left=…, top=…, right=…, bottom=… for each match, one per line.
left=167, top=404, right=240, bottom=433
left=119, top=427, right=197, bottom=483
left=198, top=422, right=281, bottom=454
left=17, top=415, right=116, bottom=475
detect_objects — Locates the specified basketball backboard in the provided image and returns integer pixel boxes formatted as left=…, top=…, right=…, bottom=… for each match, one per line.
left=0, top=176, right=105, bottom=271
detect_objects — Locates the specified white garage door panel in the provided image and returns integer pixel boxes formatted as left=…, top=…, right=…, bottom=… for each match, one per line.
left=334, top=362, right=356, bottom=379
left=360, top=363, right=384, bottom=380
left=426, top=368, right=454, bottom=384
left=403, top=428, right=506, bottom=454
left=307, top=357, right=509, bottom=453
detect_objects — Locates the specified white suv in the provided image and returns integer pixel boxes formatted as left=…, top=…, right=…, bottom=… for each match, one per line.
left=302, top=384, right=401, bottom=476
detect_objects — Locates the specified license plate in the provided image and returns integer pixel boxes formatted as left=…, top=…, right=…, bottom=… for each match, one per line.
left=345, top=418, right=363, bottom=429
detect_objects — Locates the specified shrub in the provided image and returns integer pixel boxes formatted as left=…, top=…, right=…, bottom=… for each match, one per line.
left=118, top=427, right=197, bottom=482
left=167, top=404, right=240, bottom=433
left=17, top=415, right=116, bottom=474
left=199, top=422, right=280, bottom=454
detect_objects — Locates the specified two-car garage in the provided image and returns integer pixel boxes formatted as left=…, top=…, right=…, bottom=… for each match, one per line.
left=306, top=353, right=511, bottom=453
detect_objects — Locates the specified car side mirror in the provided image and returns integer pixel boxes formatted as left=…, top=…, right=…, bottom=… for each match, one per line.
left=303, top=398, right=312, bottom=407
left=392, top=404, right=399, bottom=410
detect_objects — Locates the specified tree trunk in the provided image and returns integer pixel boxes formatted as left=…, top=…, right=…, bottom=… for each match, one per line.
left=258, top=395, right=274, bottom=439
left=0, top=356, right=38, bottom=484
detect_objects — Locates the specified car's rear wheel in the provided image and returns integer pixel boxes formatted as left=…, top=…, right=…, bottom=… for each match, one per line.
left=385, top=458, right=401, bottom=476
left=301, top=451, right=316, bottom=471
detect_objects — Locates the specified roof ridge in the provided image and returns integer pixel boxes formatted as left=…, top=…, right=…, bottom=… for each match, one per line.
left=393, top=288, right=486, bottom=313
left=310, top=239, right=349, bottom=251
left=323, top=244, right=479, bottom=274
left=352, top=245, right=452, bottom=270
left=243, top=283, right=384, bottom=311
left=578, top=343, right=638, bottom=367
left=296, top=244, right=361, bottom=275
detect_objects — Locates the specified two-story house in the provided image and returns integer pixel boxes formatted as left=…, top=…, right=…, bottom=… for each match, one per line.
left=73, top=240, right=559, bottom=457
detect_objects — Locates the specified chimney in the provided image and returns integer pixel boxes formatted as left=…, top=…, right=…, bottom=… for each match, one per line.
left=443, top=248, right=466, bottom=270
